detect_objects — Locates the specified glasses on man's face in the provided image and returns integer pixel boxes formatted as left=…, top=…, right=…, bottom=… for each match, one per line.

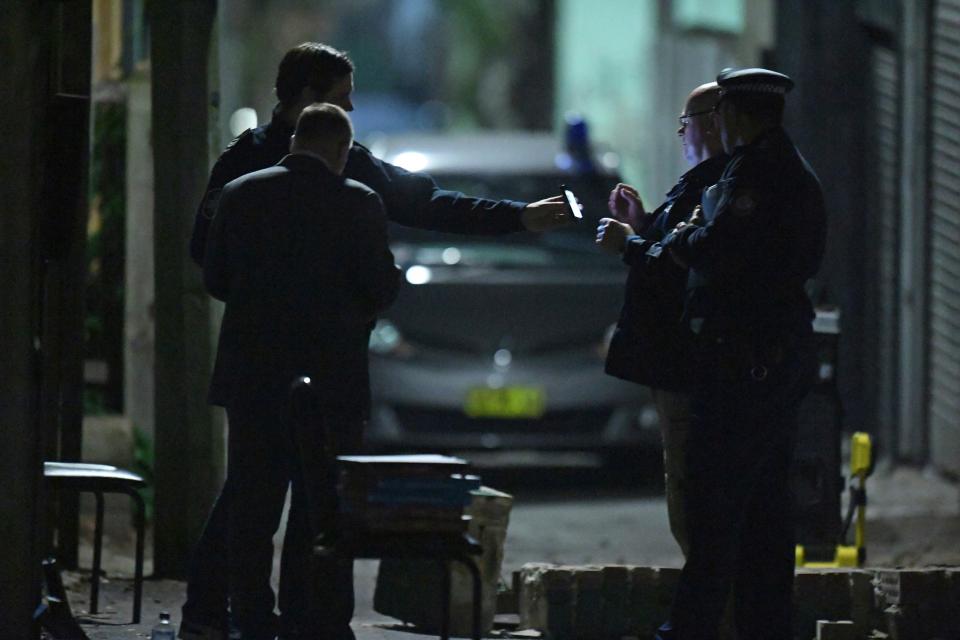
left=678, top=107, right=717, bottom=128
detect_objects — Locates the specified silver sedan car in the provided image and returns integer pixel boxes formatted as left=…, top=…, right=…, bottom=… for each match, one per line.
left=363, top=132, right=661, bottom=460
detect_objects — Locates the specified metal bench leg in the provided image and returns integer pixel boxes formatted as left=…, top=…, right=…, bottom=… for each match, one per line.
left=453, top=556, right=482, bottom=640
left=90, top=492, right=104, bottom=614
left=125, top=487, right=145, bottom=624
left=440, top=559, right=451, bottom=640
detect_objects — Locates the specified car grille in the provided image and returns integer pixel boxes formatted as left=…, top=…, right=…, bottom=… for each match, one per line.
left=393, top=406, right=610, bottom=435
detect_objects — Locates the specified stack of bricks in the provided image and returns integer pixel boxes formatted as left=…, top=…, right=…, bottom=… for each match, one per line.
left=793, top=569, right=879, bottom=639
left=518, top=564, right=682, bottom=639
left=516, top=564, right=960, bottom=639
left=814, top=620, right=856, bottom=640
left=875, top=568, right=960, bottom=640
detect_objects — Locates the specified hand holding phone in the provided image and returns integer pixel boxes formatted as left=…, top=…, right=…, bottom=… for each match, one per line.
left=561, top=184, right=583, bottom=220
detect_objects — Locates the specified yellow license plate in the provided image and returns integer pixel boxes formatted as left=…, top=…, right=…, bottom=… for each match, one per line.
left=464, top=386, right=546, bottom=419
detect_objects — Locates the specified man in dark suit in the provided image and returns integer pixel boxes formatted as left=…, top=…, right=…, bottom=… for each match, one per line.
left=194, top=103, right=400, bottom=640
left=596, top=82, right=727, bottom=557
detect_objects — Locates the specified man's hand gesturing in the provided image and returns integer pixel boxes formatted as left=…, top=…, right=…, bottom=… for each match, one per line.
left=596, top=218, right=634, bottom=254
left=607, top=183, right=647, bottom=231
left=688, top=204, right=705, bottom=226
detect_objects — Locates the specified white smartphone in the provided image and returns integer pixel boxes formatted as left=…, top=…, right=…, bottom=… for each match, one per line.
left=560, top=184, right=583, bottom=220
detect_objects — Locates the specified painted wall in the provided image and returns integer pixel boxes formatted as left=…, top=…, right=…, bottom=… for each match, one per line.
left=555, top=0, right=769, bottom=207
left=555, top=0, right=659, bottom=199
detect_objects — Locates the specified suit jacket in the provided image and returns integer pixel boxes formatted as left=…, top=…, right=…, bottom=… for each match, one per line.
left=204, top=153, right=402, bottom=410
left=604, top=154, right=728, bottom=391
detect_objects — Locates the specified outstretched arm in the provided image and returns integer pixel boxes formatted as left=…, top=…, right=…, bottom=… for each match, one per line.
left=345, top=144, right=572, bottom=235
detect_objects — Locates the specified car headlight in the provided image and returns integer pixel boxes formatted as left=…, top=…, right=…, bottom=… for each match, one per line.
left=369, top=319, right=414, bottom=358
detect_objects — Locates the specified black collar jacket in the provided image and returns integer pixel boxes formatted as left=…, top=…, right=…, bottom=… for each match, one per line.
left=604, top=154, right=729, bottom=391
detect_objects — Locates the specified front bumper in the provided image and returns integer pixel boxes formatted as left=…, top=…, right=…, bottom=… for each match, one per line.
left=364, top=350, right=660, bottom=452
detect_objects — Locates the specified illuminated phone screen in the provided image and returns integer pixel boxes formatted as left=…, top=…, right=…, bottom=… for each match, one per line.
left=561, top=185, right=583, bottom=219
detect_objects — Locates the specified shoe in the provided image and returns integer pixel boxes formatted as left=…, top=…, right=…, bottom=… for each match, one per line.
left=34, top=599, right=91, bottom=640
left=178, top=618, right=228, bottom=640
left=654, top=621, right=678, bottom=640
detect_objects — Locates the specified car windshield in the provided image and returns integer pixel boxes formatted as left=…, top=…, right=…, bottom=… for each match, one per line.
left=387, top=172, right=623, bottom=268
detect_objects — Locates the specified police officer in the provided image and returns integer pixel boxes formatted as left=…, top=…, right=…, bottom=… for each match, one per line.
left=655, top=68, right=826, bottom=640
left=596, top=82, right=728, bottom=557
left=182, top=43, right=571, bottom=640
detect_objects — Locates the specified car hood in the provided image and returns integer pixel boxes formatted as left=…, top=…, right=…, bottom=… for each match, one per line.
left=384, top=265, right=626, bottom=354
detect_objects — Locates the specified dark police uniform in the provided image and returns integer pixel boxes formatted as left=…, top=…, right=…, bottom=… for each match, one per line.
left=657, top=69, right=826, bottom=640
left=183, top=113, right=529, bottom=640
left=189, top=113, right=527, bottom=267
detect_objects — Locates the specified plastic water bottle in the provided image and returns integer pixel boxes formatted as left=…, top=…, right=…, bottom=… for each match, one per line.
left=150, top=611, right=176, bottom=640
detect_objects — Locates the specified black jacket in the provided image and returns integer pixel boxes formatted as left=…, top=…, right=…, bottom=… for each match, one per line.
left=662, top=127, right=826, bottom=342
left=604, top=154, right=728, bottom=391
left=190, top=114, right=527, bottom=265
left=204, top=154, right=401, bottom=410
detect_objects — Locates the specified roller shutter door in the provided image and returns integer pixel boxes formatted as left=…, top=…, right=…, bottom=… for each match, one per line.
left=927, top=0, right=960, bottom=476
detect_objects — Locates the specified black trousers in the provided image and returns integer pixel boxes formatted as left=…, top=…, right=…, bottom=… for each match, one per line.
left=663, top=336, right=816, bottom=640
left=182, top=386, right=361, bottom=640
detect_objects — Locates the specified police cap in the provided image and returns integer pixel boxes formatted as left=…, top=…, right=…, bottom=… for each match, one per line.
left=716, top=67, right=794, bottom=96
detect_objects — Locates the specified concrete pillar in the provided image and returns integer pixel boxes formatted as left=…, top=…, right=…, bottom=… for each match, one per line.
left=124, top=69, right=156, bottom=441
left=150, top=0, right=222, bottom=578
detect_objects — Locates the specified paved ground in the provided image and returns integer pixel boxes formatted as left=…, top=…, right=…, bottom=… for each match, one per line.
left=58, top=460, right=959, bottom=639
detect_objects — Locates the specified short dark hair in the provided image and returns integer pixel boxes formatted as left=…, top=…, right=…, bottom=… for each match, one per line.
left=720, top=91, right=785, bottom=126
left=294, top=103, right=353, bottom=147
left=275, top=43, right=354, bottom=106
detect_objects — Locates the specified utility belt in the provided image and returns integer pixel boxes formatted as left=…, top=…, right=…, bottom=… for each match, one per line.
left=691, top=321, right=810, bottom=384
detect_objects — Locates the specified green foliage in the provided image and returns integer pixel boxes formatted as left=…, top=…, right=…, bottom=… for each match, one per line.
left=84, top=314, right=104, bottom=344
left=443, top=0, right=516, bottom=129
left=85, top=100, right=127, bottom=413
left=83, top=387, right=109, bottom=416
